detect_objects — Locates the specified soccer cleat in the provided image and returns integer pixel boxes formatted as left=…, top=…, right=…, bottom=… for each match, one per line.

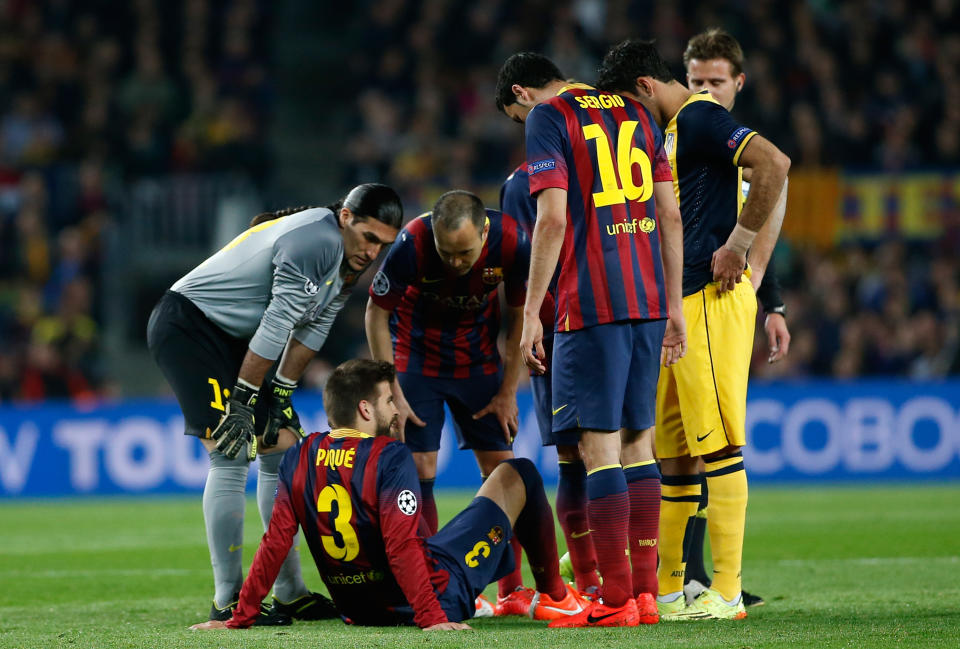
left=547, top=597, right=639, bottom=628
left=661, top=588, right=747, bottom=621
left=684, top=578, right=709, bottom=605
left=558, top=551, right=574, bottom=583
left=656, top=592, right=686, bottom=617
left=529, top=583, right=588, bottom=621
left=270, top=591, right=339, bottom=620
left=209, top=593, right=292, bottom=626
left=579, top=585, right=600, bottom=602
left=495, top=586, right=535, bottom=616
left=634, top=592, right=659, bottom=624
left=742, top=590, right=765, bottom=607
left=474, top=594, right=494, bottom=618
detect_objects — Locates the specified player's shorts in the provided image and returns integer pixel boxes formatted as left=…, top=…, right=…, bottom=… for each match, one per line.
left=146, top=290, right=274, bottom=438
left=655, top=273, right=756, bottom=458
left=399, top=371, right=512, bottom=453
left=530, top=337, right=579, bottom=447
left=427, top=496, right=515, bottom=622
left=551, top=319, right=666, bottom=433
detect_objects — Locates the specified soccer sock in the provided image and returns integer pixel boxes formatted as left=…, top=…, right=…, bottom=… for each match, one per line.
left=504, top=459, right=565, bottom=601
left=684, top=472, right=711, bottom=585
left=419, top=479, right=438, bottom=535
left=586, top=464, right=632, bottom=607
left=624, top=460, right=660, bottom=598
left=556, top=460, right=600, bottom=592
left=204, top=449, right=249, bottom=607
left=704, top=452, right=748, bottom=602
left=257, top=452, right=307, bottom=602
left=658, top=473, right=701, bottom=597
left=497, top=537, right=525, bottom=598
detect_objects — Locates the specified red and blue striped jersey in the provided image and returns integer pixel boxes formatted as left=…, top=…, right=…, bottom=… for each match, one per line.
left=369, top=209, right=530, bottom=378
left=229, top=430, right=450, bottom=629
left=524, top=84, right=674, bottom=332
left=500, top=165, right=556, bottom=338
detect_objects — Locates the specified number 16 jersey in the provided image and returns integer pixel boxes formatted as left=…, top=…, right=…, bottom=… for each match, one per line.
left=525, top=83, right=674, bottom=332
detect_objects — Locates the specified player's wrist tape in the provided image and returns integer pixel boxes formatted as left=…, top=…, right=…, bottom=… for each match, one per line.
left=231, top=382, right=259, bottom=408
left=724, top=223, right=758, bottom=256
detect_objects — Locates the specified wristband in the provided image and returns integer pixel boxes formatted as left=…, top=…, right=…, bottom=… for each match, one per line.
left=724, top=223, right=758, bottom=256
left=767, top=304, right=786, bottom=317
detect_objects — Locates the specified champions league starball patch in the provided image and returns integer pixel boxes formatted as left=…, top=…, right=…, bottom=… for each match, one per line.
left=397, top=489, right=418, bottom=515
left=304, top=279, right=320, bottom=295
left=372, top=270, right=390, bottom=296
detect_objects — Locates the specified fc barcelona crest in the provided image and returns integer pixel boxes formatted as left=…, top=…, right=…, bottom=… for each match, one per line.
left=487, top=525, right=504, bottom=545
left=482, top=267, right=503, bottom=285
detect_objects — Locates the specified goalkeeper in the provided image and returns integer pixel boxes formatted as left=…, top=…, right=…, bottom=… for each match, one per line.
left=146, top=184, right=402, bottom=622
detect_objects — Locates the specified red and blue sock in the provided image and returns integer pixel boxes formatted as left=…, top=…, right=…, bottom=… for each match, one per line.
left=587, top=464, right=632, bottom=607
left=624, top=460, right=660, bottom=598
left=557, top=460, right=600, bottom=592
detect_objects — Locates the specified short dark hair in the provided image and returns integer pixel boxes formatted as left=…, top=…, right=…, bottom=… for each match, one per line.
left=327, top=183, right=403, bottom=229
left=323, top=359, right=396, bottom=429
left=495, top=52, right=564, bottom=112
left=432, top=190, right=485, bottom=232
left=597, top=39, right=674, bottom=95
left=684, top=28, right=744, bottom=77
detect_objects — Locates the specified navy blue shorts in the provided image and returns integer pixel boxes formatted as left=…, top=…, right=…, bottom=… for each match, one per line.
left=551, top=319, right=666, bottom=433
left=530, top=337, right=579, bottom=447
left=427, top=497, right=515, bottom=622
left=399, top=372, right=512, bottom=453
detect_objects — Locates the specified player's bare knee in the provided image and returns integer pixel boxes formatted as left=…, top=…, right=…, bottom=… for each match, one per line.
left=556, top=444, right=581, bottom=463
left=578, top=430, right=621, bottom=471
left=475, top=450, right=514, bottom=477
left=704, top=444, right=743, bottom=461
left=620, top=426, right=655, bottom=466
left=257, top=427, right=300, bottom=456
left=660, top=454, right=699, bottom=476
left=413, top=451, right=439, bottom=480
left=477, top=461, right=526, bottom=521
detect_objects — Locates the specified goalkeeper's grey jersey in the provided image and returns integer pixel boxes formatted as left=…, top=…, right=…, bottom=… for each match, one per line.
left=171, top=208, right=350, bottom=360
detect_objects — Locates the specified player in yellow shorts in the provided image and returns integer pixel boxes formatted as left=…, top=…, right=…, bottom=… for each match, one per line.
left=598, top=39, right=790, bottom=620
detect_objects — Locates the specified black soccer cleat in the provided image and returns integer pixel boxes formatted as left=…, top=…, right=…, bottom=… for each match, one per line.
left=270, top=591, right=339, bottom=620
left=741, top=590, right=765, bottom=607
left=209, top=592, right=293, bottom=626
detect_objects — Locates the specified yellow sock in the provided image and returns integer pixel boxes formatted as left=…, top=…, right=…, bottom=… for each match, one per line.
left=704, top=452, right=748, bottom=601
left=657, top=474, right=701, bottom=596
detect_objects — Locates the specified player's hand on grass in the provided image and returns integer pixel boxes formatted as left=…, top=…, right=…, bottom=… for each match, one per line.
left=189, top=620, right=227, bottom=630
left=711, top=246, right=746, bottom=294
left=764, top=313, right=791, bottom=363
left=520, top=316, right=546, bottom=375
left=424, top=621, right=472, bottom=631
left=212, top=382, right=258, bottom=461
left=263, top=377, right=305, bottom=448
left=661, top=313, right=687, bottom=367
left=473, top=391, right=519, bottom=444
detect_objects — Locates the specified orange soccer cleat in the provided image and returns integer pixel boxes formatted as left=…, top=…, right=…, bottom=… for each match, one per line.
left=547, top=597, right=640, bottom=628
left=529, top=584, right=589, bottom=621
left=495, top=587, right=536, bottom=616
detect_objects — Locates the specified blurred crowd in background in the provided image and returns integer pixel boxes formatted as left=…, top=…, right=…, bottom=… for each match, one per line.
left=0, top=0, right=957, bottom=404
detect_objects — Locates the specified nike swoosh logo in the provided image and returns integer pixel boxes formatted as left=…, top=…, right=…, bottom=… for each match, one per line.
left=696, top=429, right=714, bottom=442
left=570, top=529, right=593, bottom=539
left=587, top=610, right=621, bottom=624
left=552, top=404, right=568, bottom=415
left=228, top=544, right=242, bottom=552
left=421, top=277, right=444, bottom=283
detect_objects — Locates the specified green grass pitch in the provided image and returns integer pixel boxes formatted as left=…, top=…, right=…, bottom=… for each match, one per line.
left=1, top=484, right=959, bottom=648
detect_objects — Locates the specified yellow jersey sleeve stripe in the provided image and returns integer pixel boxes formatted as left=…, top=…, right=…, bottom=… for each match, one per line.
left=732, top=131, right=757, bottom=166
left=557, top=82, right=594, bottom=95
left=586, top=463, right=623, bottom=476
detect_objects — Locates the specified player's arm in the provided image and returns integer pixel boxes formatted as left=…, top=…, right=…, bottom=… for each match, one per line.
left=746, top=175, right=788, bottom=290
left=473, top=304, right=522, bottom=443
left=193, top=470, right=299, bottom=629
left=377, top=444, right=454, bottom=629
left=365, top=233, right=426, bottom=437
left=523, top=188, right=566, bottom=374
left=653, top=178, right=686, bottom=366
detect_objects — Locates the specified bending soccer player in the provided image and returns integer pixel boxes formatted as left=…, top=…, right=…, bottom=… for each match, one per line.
left=680, top=28, right=792, bottom=608
left=498, top=52, right=687, bottom=628
left=147, top=184, right=402, bottom=623
left=364, top=190, right=533, bottom=615
left=495, top=58, right=600, bottom=601
left=598, top=39, right=790, bottom=621
left=189, top=359, right=586, bottom=631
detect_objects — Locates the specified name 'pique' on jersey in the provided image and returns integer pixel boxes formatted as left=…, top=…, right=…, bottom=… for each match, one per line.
left=368, top=209, right=530, bottom=379
left=524, top=83, right=674, bottom=332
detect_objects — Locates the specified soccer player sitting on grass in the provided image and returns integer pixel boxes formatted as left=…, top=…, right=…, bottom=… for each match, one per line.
left=190, top=359, right=586, bottom=632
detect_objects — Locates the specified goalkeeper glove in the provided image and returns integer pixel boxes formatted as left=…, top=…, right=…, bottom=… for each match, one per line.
left=263, top=376, right=305, bottom=447
left=212, top=381, right=259, bottom=461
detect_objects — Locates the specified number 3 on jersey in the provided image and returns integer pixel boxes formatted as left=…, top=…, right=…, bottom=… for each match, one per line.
left=583, top=121, right=653, bottom=208
left=317, top=484, right=360, bottom=561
